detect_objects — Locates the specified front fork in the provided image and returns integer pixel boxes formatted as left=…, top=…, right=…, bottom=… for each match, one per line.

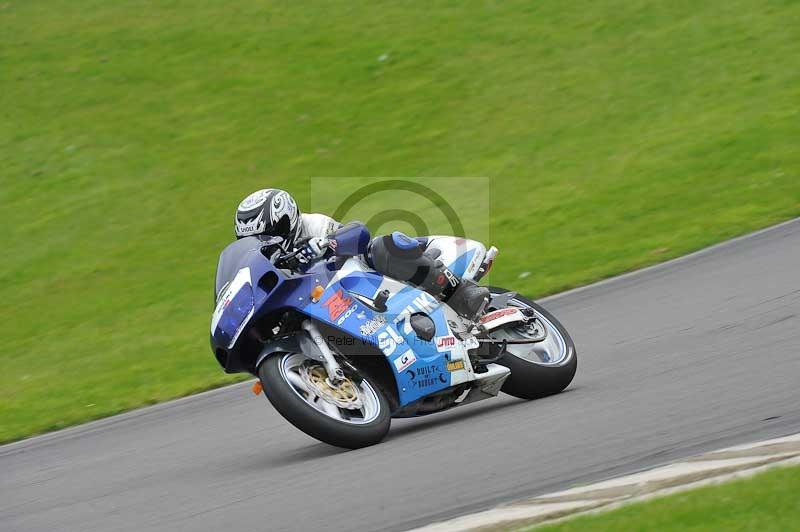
left=301, top=320, right=346, bottom=385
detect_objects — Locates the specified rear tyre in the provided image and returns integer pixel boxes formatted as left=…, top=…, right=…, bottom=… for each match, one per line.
left=487, top=287, right=577, bottom=400
left=259, top=353, right=391, bottom=449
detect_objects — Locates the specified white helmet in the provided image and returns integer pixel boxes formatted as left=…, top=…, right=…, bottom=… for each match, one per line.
left=234, top=188, right=301, bottom=245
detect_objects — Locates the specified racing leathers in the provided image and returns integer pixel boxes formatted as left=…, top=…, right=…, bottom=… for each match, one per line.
left=294, top=214, right=490, bottom=319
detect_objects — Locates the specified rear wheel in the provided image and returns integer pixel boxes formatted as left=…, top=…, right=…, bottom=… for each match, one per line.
left=487, top=287, right=577, bottom=399
left=259, top=353, right=391, bottom=449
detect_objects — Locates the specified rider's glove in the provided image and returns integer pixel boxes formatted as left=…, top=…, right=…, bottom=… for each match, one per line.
left=296, top=237, right=328, bottom=264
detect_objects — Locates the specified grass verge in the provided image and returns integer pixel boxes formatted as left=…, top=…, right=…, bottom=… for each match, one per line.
left=533, top=464, right=800, bottom=532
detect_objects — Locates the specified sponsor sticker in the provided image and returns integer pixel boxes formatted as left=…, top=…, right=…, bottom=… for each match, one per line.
left=359, top=315, right=387, bottom=336
left=323, top=289, right=353, bottom=321
left=446, top=359, right=466, bottom=372
left=393, top=351, right=417, bottom=372
left=479, top=307, right=519, bottom=324
left=435, top=335, right=457, bottom=351
left=405, top=364, right=448, bottom=388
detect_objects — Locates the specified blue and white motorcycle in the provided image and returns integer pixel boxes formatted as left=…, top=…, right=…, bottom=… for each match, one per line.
left=211, top=225, right=576, bottom=449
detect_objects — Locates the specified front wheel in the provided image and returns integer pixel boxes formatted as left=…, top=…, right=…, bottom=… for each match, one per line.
left=487, top=287, right=577, bottom=399
left=259, top=353, right=391, bottom=449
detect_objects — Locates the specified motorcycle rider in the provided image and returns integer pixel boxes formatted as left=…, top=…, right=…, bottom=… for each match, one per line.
left=234, top=188, right=490, bottom=317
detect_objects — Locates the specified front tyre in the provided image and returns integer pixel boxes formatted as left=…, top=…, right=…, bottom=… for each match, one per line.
left=487, top=287, right=577, bottom=399
left=259, top=353, right=391, bottom=449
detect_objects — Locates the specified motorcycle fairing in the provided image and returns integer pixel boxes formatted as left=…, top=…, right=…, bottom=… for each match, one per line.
left=299, top=258, right=478, bottom=406
left=212, top=241, right=486, bottom=408
left=211, top=239, right=339, bottom=372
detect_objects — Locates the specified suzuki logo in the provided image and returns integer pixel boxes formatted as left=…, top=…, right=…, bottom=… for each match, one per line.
left=323, top=289, right=353, bottom=321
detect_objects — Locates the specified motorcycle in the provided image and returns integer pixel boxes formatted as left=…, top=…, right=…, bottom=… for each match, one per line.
left=211, top=224, right=577, bottom=449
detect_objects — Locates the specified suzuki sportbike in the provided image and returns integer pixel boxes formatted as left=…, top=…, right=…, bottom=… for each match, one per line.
left=211, top=226, right=576, bottom=448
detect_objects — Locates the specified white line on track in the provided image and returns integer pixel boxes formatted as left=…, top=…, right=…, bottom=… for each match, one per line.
left=411, top=433, right=800, bottom=531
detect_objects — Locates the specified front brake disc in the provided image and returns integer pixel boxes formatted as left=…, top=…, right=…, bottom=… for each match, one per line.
left=299, top=363, right=364, bottom=410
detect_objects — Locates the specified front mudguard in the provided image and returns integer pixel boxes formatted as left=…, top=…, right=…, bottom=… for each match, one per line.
left=254, top=335, right=301, bottom=370
left=253, top=331, right=332, bottom=371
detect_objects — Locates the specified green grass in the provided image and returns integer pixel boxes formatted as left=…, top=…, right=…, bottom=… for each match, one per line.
left=1, top=0, right=799, bottom=443
left=533, top=465, right=800, bottom=532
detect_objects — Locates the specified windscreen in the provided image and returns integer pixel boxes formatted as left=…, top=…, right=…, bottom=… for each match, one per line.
left=214, top=237, right=265, bottom=298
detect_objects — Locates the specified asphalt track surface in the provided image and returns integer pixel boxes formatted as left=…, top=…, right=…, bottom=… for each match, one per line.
left=3, top=219, right=800, bottom=532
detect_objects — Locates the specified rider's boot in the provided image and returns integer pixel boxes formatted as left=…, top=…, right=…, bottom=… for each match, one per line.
left=439, top=275, right=491, bottom=320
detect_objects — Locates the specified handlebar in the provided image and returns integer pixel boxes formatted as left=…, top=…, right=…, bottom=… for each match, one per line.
left=267, top=238, right=331, bottom=269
